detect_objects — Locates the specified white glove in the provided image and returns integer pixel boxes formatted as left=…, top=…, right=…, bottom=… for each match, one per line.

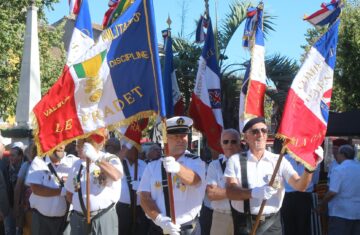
left=83, top=142, right=100, bottom=162
left=131, top=180, right=140, bottom=191
left=251, top=185, right=277, bottom=200
left=314, top=146, right=324, bottom=165
left=162, top=157, right=180, bottom=174
left=154, top=214, right=180, bottom=235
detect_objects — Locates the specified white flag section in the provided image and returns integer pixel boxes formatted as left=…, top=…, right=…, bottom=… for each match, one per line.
left=67, top=0, right=94, bottom=65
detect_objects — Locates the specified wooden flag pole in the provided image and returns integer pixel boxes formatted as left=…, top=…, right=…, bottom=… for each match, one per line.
left=162, top=117, right=176, bottom=224
left=86, top=158, right=91, bottom=224
left=250, top=143, right=288, bottom=235
left=132, top=150, right=138, bottom=233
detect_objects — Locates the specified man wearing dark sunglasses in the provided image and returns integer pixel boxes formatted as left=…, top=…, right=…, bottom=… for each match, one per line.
left=206, top=129, right=242, bottom=235
left=224, top=117, right=323, bottom=235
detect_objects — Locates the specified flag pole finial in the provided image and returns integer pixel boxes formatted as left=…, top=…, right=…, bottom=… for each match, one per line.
left=167, top=14, right=172, bottom=29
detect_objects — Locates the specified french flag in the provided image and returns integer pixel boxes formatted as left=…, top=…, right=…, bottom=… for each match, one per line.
left=303, top=0, right=342, bottom=27
left=189, top=17, right=223, bottom=153
left=162, top=29, right=185, bottom=117
left=68, top=0, right=81, bottom=15
left=277, top=19, right=340, bottom=170
left=67, top=0, right=94, bottom=65
left=239, top=5, right=267, bottom=132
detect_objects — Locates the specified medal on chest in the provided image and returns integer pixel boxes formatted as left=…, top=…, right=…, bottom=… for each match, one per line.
left=173, top=175, right=186, bottom=192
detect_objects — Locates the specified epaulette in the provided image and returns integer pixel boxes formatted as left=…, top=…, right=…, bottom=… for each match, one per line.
left=185, top=153, right=199, bottom=159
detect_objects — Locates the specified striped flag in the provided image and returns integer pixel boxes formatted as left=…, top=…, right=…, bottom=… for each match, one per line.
left=162, top=29, right=184, bottom=117
left=303, top=0, right=342, bottom=27
left=32, top=0, right=165, bottom=155
left=68, top=0, right=81, bottom=15
left=239, top=5, right=267, bottom=132
left=102, top=0, right=134, bottom=29
left=195, top=15, right=208, bottom=43
left=67, top=0, right=94, bottom=65
left=277, top=19, right=341, bottom=170
left=189, top=17, right=223, bottom=153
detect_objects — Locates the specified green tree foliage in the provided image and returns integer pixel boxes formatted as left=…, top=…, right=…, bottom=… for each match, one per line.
left=0, top=0, right=64, bottom=119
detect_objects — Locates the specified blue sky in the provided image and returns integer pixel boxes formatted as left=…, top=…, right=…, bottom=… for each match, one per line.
left=46, top=0, right=323, bottom=65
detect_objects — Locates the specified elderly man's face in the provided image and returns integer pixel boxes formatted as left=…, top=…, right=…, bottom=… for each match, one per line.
left=167, top=133, right=188, bottom=157
left=221, top=132, right=241, bottom=157
left=244, top=122, right=268, bottom=152
left=53, top=145, right=65, bottom=159
left=10, top=148, right=23, bottom=166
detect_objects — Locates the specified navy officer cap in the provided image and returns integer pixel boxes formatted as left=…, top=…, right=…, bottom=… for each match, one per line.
left=166, top=116, right=193, bottom=134
left=242, top=117, right=266, bottom=133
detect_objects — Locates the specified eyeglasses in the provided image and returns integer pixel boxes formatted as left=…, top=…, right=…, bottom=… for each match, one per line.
left=222, top=139, right=238, bottom=145
left=249, top=128, right=268, bottom=135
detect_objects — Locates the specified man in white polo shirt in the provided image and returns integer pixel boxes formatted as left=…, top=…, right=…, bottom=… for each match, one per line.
left=65, top=130, right=123, bottom=235
left=225, top=117, right=323, bottom=235
left=26, top=144, right=76, bottom=235
left=206, top=128, right=242, bottom=235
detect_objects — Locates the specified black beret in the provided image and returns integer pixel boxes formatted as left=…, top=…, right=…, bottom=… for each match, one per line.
left=242, top=117, right=266, bottom=133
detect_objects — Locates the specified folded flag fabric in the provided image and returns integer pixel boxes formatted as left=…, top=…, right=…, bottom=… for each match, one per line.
left=277, top=19, right=341, bottom=170
left=303, top=0, right=342, bottom=27
left=102, top=0, right=134, bottom=29
left=69, top=0, right=81, bottom=15
left=67, top=0, right=94, bottom=65
left=189, top=17, right=223, bottom=153
left=162, top=29, right=184, bottom=117
left=32, top=0, right=165, bottom=155
left=239, top=4, right=267, bottom=132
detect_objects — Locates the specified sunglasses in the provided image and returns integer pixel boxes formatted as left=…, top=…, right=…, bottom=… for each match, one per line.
left=249, top=128, right=268, bottom=135
left=222, top=139, right=238, bottom=145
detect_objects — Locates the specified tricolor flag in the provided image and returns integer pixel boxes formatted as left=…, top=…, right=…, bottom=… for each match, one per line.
left=277, top=19, right=340, bottom=170
left=32, top=0, right=165, bottom=155
left=119, top=119, right=149, bottom=150
left=303, top=0, right=342, bottom=27
left=189, top=18, right=223, bottom=153
left=239, top=5, right=267, bottom=132
left=69, top=0, right=81, bottom=15
left=195, top=15, right=208, bottom=43
left=67, top=0, right=94, bottom=65
left=102, top=0, right=134, bottom=29
left=162, top=29, right=184, bottom=117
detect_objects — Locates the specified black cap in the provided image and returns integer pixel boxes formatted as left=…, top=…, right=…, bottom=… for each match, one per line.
left=242, top=117, right=266, bottom=133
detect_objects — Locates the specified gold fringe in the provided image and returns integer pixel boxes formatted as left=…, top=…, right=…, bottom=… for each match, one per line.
left=34, top=110, right=159, bottom=156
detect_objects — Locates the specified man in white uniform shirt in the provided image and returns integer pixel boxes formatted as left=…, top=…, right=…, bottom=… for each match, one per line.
left=225, top=117, right=323, bottom=235
left=206, top=129, right=242, bottom=235
left=317, top=144, right=360, bottom=235
left=116, top=144, right=150, bottom=235
left=65, top=130, right=123, bottom=235
left=26, top=144, right=77, bottom=235
left=138, top=116, right=206, bottom=235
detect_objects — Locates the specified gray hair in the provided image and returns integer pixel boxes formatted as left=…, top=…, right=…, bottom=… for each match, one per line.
left=221, top=128, right=241, bottom=142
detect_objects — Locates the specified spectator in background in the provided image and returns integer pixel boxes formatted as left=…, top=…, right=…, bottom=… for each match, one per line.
left=104, top=137, right=121, bottom=156
left=318, top=145, right=360, bottom=235
left=5, top=142, right=25, bottom=235
left=14, top=142, right=37, bottom=235
left=0, top=136, right=9, bottom=235
left=145, top=144, right=162, bottom=162
left=281, top=154, right=321, bottom=235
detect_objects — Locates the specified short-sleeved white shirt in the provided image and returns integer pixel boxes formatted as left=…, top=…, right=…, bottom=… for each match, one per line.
left=328, top=160, right=360, bottom=220
left=224, top=150, right=296, bottom=215
left=138, top=152, right=206, bottom=225
left=206, top=155, right=231, bottom=212
left=119, top=158, right=147, bottom=205
left=26, top=155, right=77, bottom=217
left=65, top=153, right=123, bottom=212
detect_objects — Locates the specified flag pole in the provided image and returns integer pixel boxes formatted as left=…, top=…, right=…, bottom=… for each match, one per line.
left=132, top=148, right=138, bottom=233
left=161, top=117, right=176, bottom=223
left=250, top=141, right=288, bottom=235
left=86, top=158, right=91, bottom=224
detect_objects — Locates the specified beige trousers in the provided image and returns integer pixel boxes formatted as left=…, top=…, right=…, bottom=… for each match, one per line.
left=210, top=210, right=234, bottom=235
